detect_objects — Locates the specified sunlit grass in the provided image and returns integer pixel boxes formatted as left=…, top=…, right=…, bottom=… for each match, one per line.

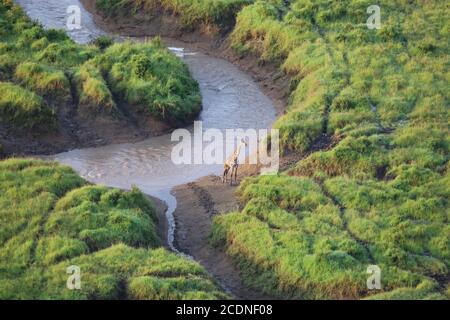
left=0, top=158, right=226, bottom=299
left=0, top=81, right=55, bottom=129
left=95, top=0, right=254, bottom=29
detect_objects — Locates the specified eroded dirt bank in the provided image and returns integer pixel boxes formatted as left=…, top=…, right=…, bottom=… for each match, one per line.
left=150, top=194, right=169, bottom=250
left=0, top=103, right=171, bottom=158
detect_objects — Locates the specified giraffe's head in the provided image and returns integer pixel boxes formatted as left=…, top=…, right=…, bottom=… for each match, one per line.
left=240, top=138, right=248, bottom=147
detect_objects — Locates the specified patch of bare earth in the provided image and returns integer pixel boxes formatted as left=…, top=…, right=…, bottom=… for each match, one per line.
left=173, top=175, right=274, bottom=300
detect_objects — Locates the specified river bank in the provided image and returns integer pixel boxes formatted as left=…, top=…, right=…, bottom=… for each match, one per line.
left=0, top=104, right=172, bottom=157
left=9, top=0, right=449, bottom=301
left=1, top=1, right=202, bottom=158
left=173, top=175, right=274, bottom=300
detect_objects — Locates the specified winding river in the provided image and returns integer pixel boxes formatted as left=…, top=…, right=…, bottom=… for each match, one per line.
left=17, top=1, right=276, bottom=255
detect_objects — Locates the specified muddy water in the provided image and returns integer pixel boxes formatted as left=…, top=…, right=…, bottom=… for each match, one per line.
left=17, top=1, right=276, bottom=253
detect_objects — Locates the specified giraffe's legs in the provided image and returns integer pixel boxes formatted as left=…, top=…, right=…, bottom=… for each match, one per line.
left=230, top=166, right=236, bottom=186
left=223, top=163, right=240, bottom=186
left=222, top=166, right=230, bottom=184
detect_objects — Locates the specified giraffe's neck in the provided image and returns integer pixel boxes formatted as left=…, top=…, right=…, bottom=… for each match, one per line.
left=233, top=143, right=244, bottom=160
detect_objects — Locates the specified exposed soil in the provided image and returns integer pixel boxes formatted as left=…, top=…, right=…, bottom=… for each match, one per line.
left=0, top=80, right=172, bottom=158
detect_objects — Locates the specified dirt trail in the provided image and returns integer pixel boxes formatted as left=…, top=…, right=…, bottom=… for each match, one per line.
left=79, top=0, right=289, bottom=116
left=173, top=175, right=274, bottom=300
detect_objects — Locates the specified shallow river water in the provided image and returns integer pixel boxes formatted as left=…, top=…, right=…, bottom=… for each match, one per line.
left=16, top=0, right=277, bottom=253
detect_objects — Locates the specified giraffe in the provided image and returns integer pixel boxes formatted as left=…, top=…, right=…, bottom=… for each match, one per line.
left=222, top=139, right=248, bottom=185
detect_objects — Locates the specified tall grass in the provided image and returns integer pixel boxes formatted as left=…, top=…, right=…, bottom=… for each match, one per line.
left=15, top=62, right=70, bottom=99
left=0, top=158, right=226, bottom=299
left=73, top=61, right=116, bottom=114
left=0, top=82, right=55, bottom=129
left=94, top=39, right=202, bottom=122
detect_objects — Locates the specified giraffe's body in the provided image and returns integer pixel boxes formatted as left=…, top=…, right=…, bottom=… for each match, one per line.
left=223, top=140, right=247, bottom=185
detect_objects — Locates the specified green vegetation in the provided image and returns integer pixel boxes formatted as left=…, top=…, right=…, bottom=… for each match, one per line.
left=15, top=62, right=70, bottom=100
left=0, top=0, right=201, bottom=132
left=73, top=38, right=201, bottom=121
left=210, top=0, right=449, bottom=300
left=0, top=158, right=226, bottom=299
left=95, top=0, right=254, bottom=29
left=92, top=39, right=201, bottom=122
left=73, top=60, right=116, bottom=114
left=0, top=82, right=55, bottom=129
left=2, top=0, right=448, bottom=300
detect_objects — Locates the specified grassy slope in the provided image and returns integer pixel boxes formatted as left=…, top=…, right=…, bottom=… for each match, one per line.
left=0, top=158, right=226, bottom=299
left=209, top=0, right=449, bottom=299
left=0, top=0, right=201, bottom=132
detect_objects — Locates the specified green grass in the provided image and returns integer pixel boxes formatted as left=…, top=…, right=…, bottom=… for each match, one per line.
left=0, top=0, right=201, bottom=130
left=73, top=60, right=116, bottom=114
left=209, top=0, right=449, bottom=300
left=15, top=62, right=70, bottom=100
left=0, top=81, right=55, bottom=129
left=2, top=0, right=448, bottom=300
left=95, top=0, right=254, bottom=29
left=94, top=39, right=202, bottom=122
left=211, top=174, right=448, bottom=299
left=0, top=158, right=226, bottom=299
left=73, top=38, right=202, bottom=121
